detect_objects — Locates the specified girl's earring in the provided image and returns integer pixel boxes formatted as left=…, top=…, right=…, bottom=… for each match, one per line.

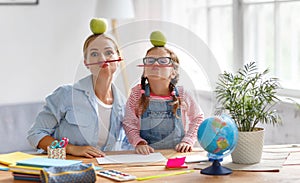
left=170, top=70, right=177, bottom=79
left=171, top=90, right=176, bottom=96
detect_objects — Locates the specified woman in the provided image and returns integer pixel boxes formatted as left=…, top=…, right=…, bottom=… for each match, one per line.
left=27, top=19, right=131, bottom=158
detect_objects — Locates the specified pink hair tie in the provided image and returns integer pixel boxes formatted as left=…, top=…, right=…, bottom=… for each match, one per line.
left=140, top=90, right=145, bottom=94
left=171, top=91, right=176, bottom=96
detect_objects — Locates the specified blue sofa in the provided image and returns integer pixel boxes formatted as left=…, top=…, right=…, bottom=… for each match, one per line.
left=0, top=102, right=44, bottom=154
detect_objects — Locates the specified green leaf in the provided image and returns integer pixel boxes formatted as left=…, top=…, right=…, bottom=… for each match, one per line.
left=214, top=62, right=282, bottom=131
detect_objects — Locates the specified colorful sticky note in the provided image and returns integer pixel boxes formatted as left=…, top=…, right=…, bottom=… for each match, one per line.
left=166, top=157, right=188, bottom=168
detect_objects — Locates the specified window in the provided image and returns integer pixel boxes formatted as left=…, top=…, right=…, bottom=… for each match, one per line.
left=159, top=0, right=300, bottom=97
left=243, top=0, right=300, bottom=97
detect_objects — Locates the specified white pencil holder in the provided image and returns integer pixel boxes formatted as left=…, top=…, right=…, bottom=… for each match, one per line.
left=47, top=146, right=66, bottom=160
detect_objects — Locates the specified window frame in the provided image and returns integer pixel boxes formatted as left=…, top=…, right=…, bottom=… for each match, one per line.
left=207, top=0, right=300, bottom=98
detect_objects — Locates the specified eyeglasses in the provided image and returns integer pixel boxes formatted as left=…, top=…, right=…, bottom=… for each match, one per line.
left=143, top=57, right=173, bottom=65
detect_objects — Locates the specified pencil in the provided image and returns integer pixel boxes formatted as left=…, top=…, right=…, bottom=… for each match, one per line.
left=136, top=170, right=194, bottom=181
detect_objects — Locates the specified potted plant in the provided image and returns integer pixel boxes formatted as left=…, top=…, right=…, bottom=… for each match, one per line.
left=215, top=62, right=282, bottom=164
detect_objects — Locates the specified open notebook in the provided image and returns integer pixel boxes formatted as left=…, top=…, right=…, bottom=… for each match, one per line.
left=96, top=152, right=166, bottom=165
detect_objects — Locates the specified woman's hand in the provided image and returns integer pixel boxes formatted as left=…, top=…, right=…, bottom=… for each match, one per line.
left=66, top=144, right=105, bottom=158
left=175, top=142, right=192, bottom=153
left=135, top=141, right=154, bottom=155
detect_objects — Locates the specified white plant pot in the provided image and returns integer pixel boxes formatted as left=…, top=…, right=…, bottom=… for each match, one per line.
left=231, top=127, right=264, bottom=164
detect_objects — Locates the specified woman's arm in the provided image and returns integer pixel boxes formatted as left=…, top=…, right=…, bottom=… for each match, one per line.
left=38, top=135, right=105, bottom=158
left=28, top=86, right=106, bottom=158
left=27, top=86, right=68, bottom=149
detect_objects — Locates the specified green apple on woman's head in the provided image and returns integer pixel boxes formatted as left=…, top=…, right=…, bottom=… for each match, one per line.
left=90, top=18, right=107, bottom=34
left=150, top=31, right=167, bottom=47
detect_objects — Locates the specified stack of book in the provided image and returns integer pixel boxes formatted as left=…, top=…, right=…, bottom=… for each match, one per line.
left=0, top=151, right=40, bottom=181
left=1, top=151, right=83, bottom=181
left=9, top=164, right=42, bottom=181
left=9, top=157, right=82, bottom=182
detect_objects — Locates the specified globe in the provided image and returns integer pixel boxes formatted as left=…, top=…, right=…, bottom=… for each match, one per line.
left=197, top=114, right=238, bottom=175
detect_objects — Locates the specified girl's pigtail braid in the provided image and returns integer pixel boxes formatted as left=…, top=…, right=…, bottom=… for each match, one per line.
left=138, top=76, right=149, bottom=116
left=169, top=83, right=181, bottom=118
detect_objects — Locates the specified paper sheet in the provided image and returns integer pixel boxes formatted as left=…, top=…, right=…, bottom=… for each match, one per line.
left=16, top=157, right=82, bottom=167
left=263, top=144, right=300, bottom=153
left=194, top=152, right=289, bottom=172
left=284, top=152, right=300, bottom=165
left=0, top=164, right=9, bottom=171
left=185, top=154, right=208, bottom=163
left=193, top=144, right=300, bottom=172
left=0, top=152, right=36, bottom=166
left=96, top=152, right=166, bottom=165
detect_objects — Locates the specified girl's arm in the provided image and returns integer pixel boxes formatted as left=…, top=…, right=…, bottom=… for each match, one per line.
left=180, top=88, right=204, bottom=145
left=122, top=85, right=148, bottom=147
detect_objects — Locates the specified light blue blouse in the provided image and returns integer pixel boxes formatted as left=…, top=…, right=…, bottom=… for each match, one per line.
left=27, top=75, right=131, bottom=151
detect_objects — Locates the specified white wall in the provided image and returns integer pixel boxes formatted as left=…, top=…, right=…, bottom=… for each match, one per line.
left=0, top=0, right=299, bottom=145
left=262, top=102, right=300, bottom=145
left=0, top=0, right=97, bottom=104
left=0, top=0, right=216, bottom=105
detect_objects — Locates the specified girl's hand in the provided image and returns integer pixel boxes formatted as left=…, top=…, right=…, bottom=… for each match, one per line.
left=66, top=144, right=105, bottom=158
left=175, top=142, right=192, bottom=153
left=135, top=141, right=154, bottom=155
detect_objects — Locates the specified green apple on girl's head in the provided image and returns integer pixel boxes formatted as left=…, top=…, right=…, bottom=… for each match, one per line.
left=150, top=31, right=167, bottom=47
left=90, top=18, right=107, bottom=34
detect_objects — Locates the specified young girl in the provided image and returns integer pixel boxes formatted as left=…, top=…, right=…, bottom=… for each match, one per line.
left=122, top=31, right=204, bottom=155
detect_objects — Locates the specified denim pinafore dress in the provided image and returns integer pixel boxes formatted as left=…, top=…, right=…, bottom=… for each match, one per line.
left=140, top=84, right=185, bottom=149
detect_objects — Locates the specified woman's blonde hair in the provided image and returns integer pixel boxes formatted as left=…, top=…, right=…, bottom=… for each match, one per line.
left=83, top=34, right=120, bottom=59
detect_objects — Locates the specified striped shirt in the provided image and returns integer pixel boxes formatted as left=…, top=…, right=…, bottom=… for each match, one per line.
left=122, top=84, right=204, bottom=147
